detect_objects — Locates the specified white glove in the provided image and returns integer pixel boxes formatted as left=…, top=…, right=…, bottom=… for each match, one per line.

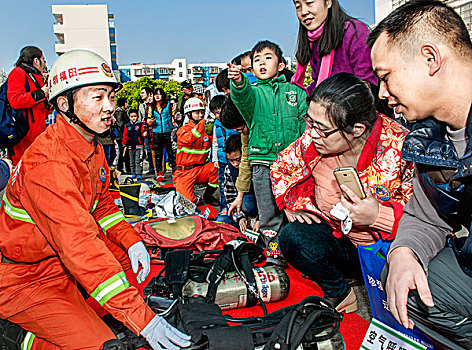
left=127, top=241, right=150, bottom=284
left=141, top=315, right=192, bottom=350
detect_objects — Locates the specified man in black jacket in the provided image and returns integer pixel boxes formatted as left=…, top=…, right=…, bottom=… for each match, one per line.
left=368, top=1, right=472, bottom=348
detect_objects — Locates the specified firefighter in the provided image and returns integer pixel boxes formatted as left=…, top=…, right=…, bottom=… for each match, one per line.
left=0, top=50, right=191, bottom=350
left=174, top=97, right=219, bottom=204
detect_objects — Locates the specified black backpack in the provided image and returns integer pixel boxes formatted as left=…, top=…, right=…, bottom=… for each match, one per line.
left=0, top=66, right=42, bottom=149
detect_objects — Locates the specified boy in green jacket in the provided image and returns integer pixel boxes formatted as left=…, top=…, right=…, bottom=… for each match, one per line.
left=228, top=40, right=308, bottom=264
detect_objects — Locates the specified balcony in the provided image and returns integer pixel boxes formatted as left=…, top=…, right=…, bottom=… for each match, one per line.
left=54, top=32, right=64, bottom=44
left=209, top=66, right=219, bottom=74
left=53, top=13, right=63, bottom=25
left=192, top=67, right=203, bottom=74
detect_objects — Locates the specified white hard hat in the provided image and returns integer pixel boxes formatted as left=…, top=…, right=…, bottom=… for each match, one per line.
left=48, top=49, right=120, bottom=102
left=184, top=97, right=205, bottom=114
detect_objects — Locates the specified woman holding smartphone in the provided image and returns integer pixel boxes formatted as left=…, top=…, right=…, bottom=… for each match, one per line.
left=271, top=73, right=413, bottom=313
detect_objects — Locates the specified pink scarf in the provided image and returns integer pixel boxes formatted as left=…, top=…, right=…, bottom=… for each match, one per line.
left=291, top=22, right=335, bottom=91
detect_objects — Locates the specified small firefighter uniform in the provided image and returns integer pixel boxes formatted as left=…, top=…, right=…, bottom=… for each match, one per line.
left=0, top=117, right=155, bottom=349
left=174, top=118, right=218, bottom=202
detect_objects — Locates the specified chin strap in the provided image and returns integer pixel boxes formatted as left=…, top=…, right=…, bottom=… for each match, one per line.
left=64, top=90, right=100, bottom=137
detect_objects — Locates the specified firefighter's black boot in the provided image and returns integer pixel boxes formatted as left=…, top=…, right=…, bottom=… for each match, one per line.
left=120, top=183, right=148, bottom=217
left=202, top=184, right=219, bottom=207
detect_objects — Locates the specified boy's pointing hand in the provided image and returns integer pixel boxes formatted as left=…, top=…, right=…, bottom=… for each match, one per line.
left=227, top=62, right=243, bottom=85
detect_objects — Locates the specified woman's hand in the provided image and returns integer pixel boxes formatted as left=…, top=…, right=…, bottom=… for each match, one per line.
left=146, top=117, right=155, bottom=126
left=339, top=183, right=380, bottom=226
left=284, top=208, right=320, bottom=224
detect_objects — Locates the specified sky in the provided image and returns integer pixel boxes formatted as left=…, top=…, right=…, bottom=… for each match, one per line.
left=0, top=0, right=375, bottom=73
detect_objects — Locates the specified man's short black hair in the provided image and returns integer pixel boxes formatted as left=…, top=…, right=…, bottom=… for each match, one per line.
left=117, top=97, right=127, bottom=108
left=128, top=109, right=138, bottom=115
left=221, top=97, right=246, bottom=129
left=367, top=0, right=472, bottom=58
left=251, top=40, right=284, bottom=65
left=231, top=51, right=251, bottom=65
left=209, top=95, right=227, bottom=112
left=224, top=133, right=242, bottom=154
left=215, top=68, right=229, bottom=93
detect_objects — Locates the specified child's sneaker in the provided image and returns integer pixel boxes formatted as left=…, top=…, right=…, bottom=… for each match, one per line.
left=136, top=174, right=142, bottom=180
left=155, top=172, right=164, bottom=182
left=131, top=174, right=137, bottom=179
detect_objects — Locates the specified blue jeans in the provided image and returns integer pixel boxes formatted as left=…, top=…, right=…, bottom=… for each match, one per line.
left=279, top=219, right=361, bottom=298
left=218, top=165, right=227, bottom=211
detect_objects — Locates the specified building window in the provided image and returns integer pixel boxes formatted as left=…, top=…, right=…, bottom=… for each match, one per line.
left=159, top=68, right=169, bottom=75
left=187, top=69, right=191, bottom=74
left=179, top=72, right=183, bottom=77
left=135, top=69, right=142, bottom=76
left=179, top=62, right=183, bottom=68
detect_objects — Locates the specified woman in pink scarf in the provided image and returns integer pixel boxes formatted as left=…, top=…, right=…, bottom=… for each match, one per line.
left=292, top=0, right=377, bottom=96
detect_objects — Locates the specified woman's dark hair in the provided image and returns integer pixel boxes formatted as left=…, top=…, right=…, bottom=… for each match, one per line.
left=15, top=46, right=43, bottom=67
left=295, top=0, right=354, bottom=66
left=209, top=95, right=227, bottom=113
left=154, top=88, right=168, bottom=107
left=224, top=133, right=242, bottom=154
left=308, top=73, right=377, bottom=135
left=221, top=97, right=246, bottom=129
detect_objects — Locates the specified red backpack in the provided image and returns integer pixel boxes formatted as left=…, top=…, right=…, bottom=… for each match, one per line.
left=133, top=216, right=244, bottom=262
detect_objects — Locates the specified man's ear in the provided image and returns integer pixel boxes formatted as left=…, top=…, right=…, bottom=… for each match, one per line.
left=352, top=122, right=367, bottom=138
left=421, top=43, right=441, bottom=76
left=56, top=95, right=69, bottom=113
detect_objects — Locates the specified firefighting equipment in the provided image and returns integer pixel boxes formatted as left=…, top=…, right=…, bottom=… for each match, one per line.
left=128, top=241, right=151, bottom=284
left=48, top=49, right=120, bottom=102
left=119, top=182, right=151, bottom=218
left=109, top=166, right=120, bottom=193
left=140, top=315, right=191, bottom=350
left=182, top=265, right=289, bottom=310
left=183, top=97, right=205, bottom=115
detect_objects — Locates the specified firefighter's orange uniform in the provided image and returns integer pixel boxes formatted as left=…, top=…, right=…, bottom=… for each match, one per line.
left=0, top=117, right=155, bottom=349
left=174, top=118, right=218, bottom=202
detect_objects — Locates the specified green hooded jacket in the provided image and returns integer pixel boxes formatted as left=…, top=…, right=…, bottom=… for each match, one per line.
left=231, top=74, right=308, bottom=164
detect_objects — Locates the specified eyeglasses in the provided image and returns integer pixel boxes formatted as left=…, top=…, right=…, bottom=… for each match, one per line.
left=303, top=114, right=340, bottom=138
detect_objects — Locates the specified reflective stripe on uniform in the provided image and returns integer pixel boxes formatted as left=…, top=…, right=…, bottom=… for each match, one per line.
left=177, top=147, right=211, bottom=155
left=98, top=212, right=126, bottom=234
left=90, top=199, right=99, bottom=213
left=191, top=128, right=201, bottom=138
left=90, top=271, right=129, bottom=306
left=2, top=193, right=36, bottom=225
left=21, top=332, right=35, bottom=350
left=208, top=182, right=219, bottom=188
